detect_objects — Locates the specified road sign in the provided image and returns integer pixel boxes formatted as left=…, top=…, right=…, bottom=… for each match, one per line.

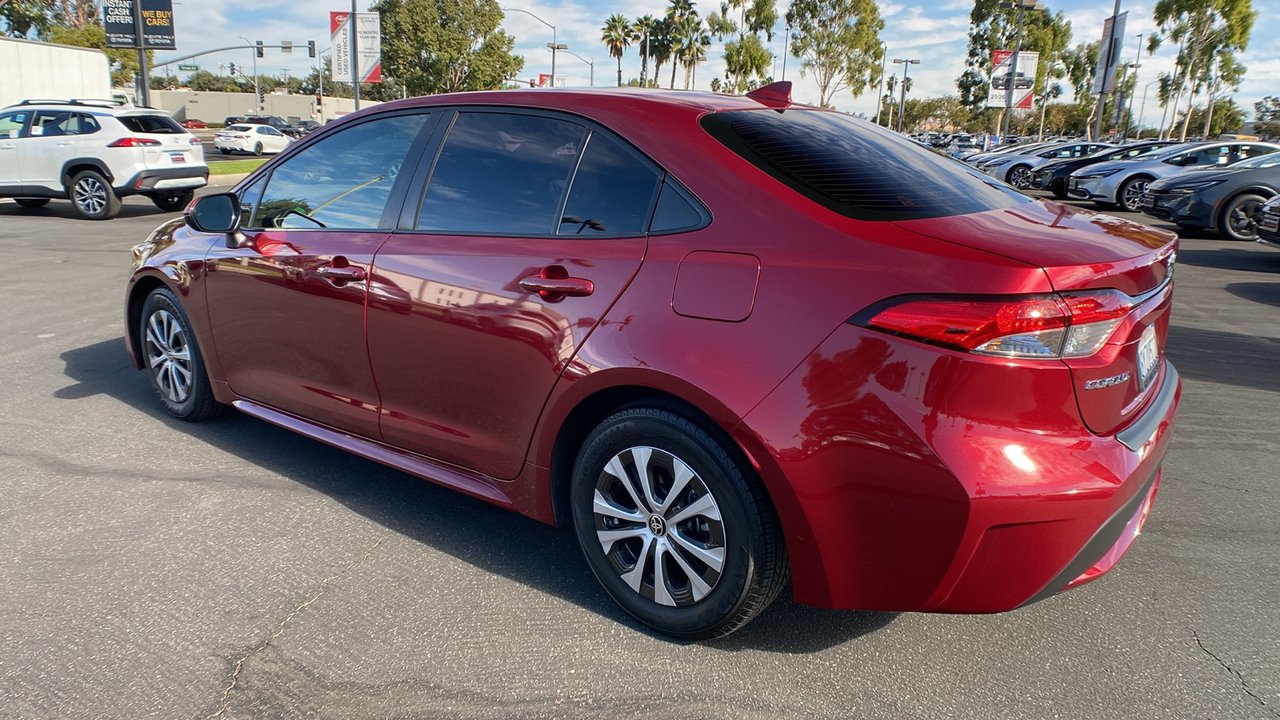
left=177, top=63, right=198, bottom=71
left=102, top=0, right=177, bottom=50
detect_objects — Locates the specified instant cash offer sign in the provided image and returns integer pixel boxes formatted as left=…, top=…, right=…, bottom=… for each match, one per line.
left=103, top=0, right=177, bottom=50
left=330, top=11, right=382, bottom=84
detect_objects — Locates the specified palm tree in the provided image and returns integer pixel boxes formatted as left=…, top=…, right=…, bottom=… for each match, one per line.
left=632, top=15, right=657, bottom=87
left=676, top=15, right=710, bottom=90
left=665, top=0, right=697, bottom=89
left=649, top=18, right=675, bottom=88
left=602, top=14, right=631, bottom=87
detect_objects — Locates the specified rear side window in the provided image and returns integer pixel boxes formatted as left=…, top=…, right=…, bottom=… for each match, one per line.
left=119, top=115, right=185, bottom=134
left=226, top=125, right=252, bottom=132
left=701, top=109, right=1026, bottom=221
left=417, top=112, right=586, bottom=235
left=559, top=132, right=661, bottom=235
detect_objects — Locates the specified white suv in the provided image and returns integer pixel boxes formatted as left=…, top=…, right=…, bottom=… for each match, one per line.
left=0, top=99, right=208, bottom=220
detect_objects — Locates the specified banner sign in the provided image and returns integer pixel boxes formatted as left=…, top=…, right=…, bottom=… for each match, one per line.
left=330, top=11, right=382, bottom=84
left=986, top=50, right=1038, bottom=110
left=103, top=0, right=176, bottom=50
left=537, top=74, right=567, bottom=88
left=1091, top=12, right=1128, bottom=94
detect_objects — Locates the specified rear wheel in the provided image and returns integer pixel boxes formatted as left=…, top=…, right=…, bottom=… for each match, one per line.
left=14, top=198, right=50, bottom=209
left=571, top=404, right=788, bottom=640
left=69, top=170, right=121, bottom=220
left=253, top=142, right=263, bottom=156
left=1219, top=193, right=1267, bottom=241
left=1117, top=176, right=1152, bottom=213
left=150, top=189, right=194, bottom=212
left=219, top=148, right=231, bottom=155
left=139, top=287, right=228, bottom=421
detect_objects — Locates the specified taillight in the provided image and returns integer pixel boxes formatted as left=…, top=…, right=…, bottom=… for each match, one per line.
left=108, top=137, right=161, bottom=147
left=189, top=136, right=202, bottom=146
left=861, top=290, right=1134, bottom=359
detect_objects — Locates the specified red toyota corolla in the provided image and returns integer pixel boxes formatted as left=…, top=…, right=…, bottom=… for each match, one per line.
left=125, top=84, right=1179, bottom=639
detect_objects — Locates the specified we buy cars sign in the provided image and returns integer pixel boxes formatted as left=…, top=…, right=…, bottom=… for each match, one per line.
left=985, top=49, right=1038, bottom=110
left=329, top=11, right=382, bottom=84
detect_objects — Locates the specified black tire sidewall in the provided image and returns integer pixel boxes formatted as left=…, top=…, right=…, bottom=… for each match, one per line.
left=151, top=190, right=194, bottom=212
left=1220, top=194, right=1265, bottom=241
left=140, top=288, right=210, bottom=419
left=571, top=408, right=765, bottom=639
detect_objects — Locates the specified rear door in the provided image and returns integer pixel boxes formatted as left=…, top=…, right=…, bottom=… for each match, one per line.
left=366, top=109, right=661, bottom=479
left=204, top=111, right=435, bottom=438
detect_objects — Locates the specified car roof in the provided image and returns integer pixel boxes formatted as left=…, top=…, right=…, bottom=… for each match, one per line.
left=355, top=87, right=801, bottom=119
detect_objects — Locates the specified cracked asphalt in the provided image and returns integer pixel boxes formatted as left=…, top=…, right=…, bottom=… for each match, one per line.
left=0, top=192, right=1277, bottom=719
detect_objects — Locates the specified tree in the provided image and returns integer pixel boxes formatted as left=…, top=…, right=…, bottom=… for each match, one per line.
left=673, top=13, right=710, bottom=89
left=632, top=15, right=657, bottom=86
left=1176, top=97, right=1244, bottom=137
left=664, top=0, right=696, bottom=89
left=48, top=23, right=153, bottom=87
left=1149, top=0, right=1256, bottom=140
left=374, top=0, right=523, bottom=96
left=649, top=17, right=675, bottom=88
left=708, top=0, right=776, bottom=92
left=956, top=0, right=1073, bottom=120
left=1255, top=96, right=1280, bottom=139
left=1, top=0, right=52, bottom=38
left=602, top=13, right=630, bottom=87
left=785, top=0, right=883, bottom=108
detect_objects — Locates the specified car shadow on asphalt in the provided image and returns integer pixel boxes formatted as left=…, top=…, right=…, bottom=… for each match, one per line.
left=1226, top=282, right=1280, bottom=309
left=1173, top=247, right=1280, bottom=273
left=54, top=337, right=898, bottom=652
left=1164, top=324, right=1280, bottom=394
left=0, top=200, right=174, bottom=221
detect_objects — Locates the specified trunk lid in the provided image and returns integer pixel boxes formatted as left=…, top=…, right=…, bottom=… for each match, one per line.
left=894, top=199, right=1178, bottom=436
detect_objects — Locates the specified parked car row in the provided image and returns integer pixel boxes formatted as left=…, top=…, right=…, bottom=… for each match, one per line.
left=1138, top=151, right=1280, bottom=241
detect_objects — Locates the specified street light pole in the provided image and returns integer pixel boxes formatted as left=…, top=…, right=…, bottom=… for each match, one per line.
left=561, top=49, right=594, bottom=87
left=1135, top=79, right=1158, bottom=140
left=504, top=8, right=557, bottom=86
left=350, top=0, right=360, bottom=110
left=547, top=41, right=567, bottom=86
left=238, top=36, right=260, bottom=112
left=998, top=0, right=1042, bottom=141
left=892, top=58, right=919, bottom=133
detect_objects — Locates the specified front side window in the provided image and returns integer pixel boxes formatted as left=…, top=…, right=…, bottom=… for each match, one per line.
left=0, top=111, right=27, bottom=139
left=417, top=112, right=586, bottom=235
left=256, top=113, right=429, bottom=230
left=237, top=175, right=268, bottom=228
left=559, top=131, right=661, bottom=235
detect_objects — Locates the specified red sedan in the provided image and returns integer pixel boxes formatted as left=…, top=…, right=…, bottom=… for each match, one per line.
left=178, top=118, right=206, bottom=129
left=124, top=84, right=1179, bottom=639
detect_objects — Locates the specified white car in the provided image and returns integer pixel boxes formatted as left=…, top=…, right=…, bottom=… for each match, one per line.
left=214, top=123, right=292, bottom=156
left=0, top=99, right=207, bottom=220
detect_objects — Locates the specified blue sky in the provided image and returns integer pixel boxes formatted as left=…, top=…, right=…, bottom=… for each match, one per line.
left=162, top=0, right=1279, bottom=121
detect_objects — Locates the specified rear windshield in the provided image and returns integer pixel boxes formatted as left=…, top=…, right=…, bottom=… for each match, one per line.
left=701, top=109, right=1026, bottom=221
left=119, top=115, right=184, bottom=134
left=226, top=125, right=252, bottom=132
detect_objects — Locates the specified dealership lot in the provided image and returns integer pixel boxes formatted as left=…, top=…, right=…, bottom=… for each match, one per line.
left=0, top=193, right=1277, bottom=718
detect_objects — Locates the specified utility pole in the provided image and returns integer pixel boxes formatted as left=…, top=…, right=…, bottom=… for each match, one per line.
left=998, top=0, right=1043, bottom=141
left=893, top=58, right=919, bottom=133
left=873, top=42, right=887, bottom=125
left=132, top=0, right=150, bottom=106
left=1092, top=0, right=1123, bottom=141
left=350, top=0, right=360, bottom=110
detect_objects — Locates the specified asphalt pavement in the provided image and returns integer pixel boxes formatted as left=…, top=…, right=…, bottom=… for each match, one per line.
left=0, top=191, right=1277, bottom=719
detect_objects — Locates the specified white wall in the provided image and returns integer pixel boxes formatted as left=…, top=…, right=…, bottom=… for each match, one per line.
left=149, top=90, right=380, bottom=124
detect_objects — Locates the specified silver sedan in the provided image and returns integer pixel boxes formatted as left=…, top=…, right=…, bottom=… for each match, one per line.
left=1068, top=141, right=1280, bottom=212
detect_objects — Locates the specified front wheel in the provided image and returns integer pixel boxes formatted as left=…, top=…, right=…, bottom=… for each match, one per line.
left=69, top=170, right=121, bottom=220
left=14, top=198, right=50, bottom=209
left=1006, top=165, right=1033, bottom=189
left=1219, top=193, right=1267, bottom=241
left=150, top=189, right=194, bottom=212
left=571, top=404, right=788, bottom=640
left=1117, top=176, right=1152, bottom=213
left=139, top=287, right=228, bottom=421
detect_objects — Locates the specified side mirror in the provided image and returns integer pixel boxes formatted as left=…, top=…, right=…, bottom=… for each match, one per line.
left=183, top=193, right=244, bottom=247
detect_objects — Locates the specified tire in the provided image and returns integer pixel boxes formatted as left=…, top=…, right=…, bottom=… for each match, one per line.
left=1117, top=176, right=1153, bottom=213
left=14, top=198, right=50, bottom=209
left=1006, top=164, right=1033, bottom=189
left=220, top=148, right=231, bottom=155
left=69, top=169, right=121, bottom=220
left=1051, top=186, right=1069, bottom=199
left=150, top=189, right=194, bottom=212
left=1092, top=200, right=1119, bottom=209
left=571, top=403, right=788, bottom=640
left=253, top=142, right=263, bottom=156
left=1218, top=193, right=1268, bottom=241
left=139, top=287, right=228, bottom=421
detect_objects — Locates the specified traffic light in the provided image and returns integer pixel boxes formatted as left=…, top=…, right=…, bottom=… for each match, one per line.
left=308, top=40, right=316, bottom=58
left=529, top=79, right=535, bottom=87
left=255, top=40, right=264, bottom=58
left=228, top=62, right=237, bottom=76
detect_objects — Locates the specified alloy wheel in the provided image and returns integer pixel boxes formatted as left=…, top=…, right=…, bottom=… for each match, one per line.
left=591, top=445, right=726, bottom=607
left=144, top=309, right=193, bottom=405
left=1121, top=179, right=1149, bottom=212
left=1008, top=166, right=1033, bottom=189
left=74, top=177, right=107, bottom=216
left=1226, top=197, right=1264, bottom=239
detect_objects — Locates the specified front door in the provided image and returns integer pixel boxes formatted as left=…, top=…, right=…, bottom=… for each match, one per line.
left=367, top=110, right=663, bottom=479
left=204, top=111, right=434, bottom=438
left=0, top=109, right=29, bottom=188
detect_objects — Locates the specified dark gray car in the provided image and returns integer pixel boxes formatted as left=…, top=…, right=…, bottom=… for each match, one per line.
left=1140, top=153, right=1280, bottom=240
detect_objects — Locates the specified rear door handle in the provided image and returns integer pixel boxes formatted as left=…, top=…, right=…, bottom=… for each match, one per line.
left=315, top=265, right=366, bottom=281
left=520, top=265, right=594, bottom=301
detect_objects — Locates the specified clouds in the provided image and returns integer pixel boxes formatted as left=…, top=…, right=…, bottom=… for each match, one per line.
left=155, top=0, right=1279, bottom=121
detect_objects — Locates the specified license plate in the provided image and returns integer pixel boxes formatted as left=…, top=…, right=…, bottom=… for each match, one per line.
left=1262, top=214, right=1279, bottom=232
left=170, top=152, right=186, bottom=163
left=1136, top=325, right=1159, bottom=391
left=1139, top=194, right=1154, bottom=208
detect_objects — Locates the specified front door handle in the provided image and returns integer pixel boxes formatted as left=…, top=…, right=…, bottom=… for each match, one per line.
left=314, top=265, right=366, bottom=281
left=520, top=265, right=594, bottom=302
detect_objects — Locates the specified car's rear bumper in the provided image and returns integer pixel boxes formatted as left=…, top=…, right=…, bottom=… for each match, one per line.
left=739, top=323, right=1180, bottom=614
left=116, top=166, right=209, bottom=196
